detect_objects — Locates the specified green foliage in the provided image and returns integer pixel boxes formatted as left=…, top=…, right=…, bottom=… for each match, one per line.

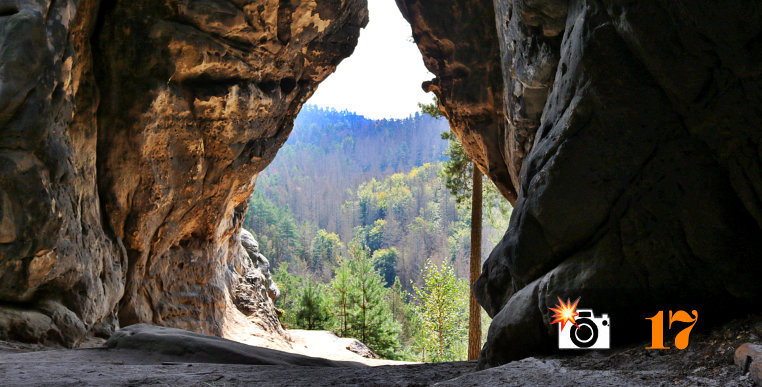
left=420, top=95, right=513, bottom=233
left=418, top=96, right=445, bottom=119
left=310, top=230, right=343, bottom=278
left=245, top=191, right=309, bottom=269
left=412, top=261, right=469, bottom=362
left=436, top=123, right=514, bottom=235
left=342, top=163, right=464, bottom=287
left=273, top=262, right=302, bottom=328
left=255, top=105, right=450, bottom=237
left=372, top=247, right=399, bottom=287
left=249, top=105, right=513, bottom=361
left=366, top=219, right=386, bottom=252
left=248, top=105, right=453, bottom=280
left=484, top=180, right=513, bottom=242
left=345, top=243, right=401, bottom=359
left=330, top=259, right=353, bottom=337
left=274, top=251, right=473, bottom=362
left=388, top=276, right=418, bottom=357
left=295, top=276, right=331, bottom=330
left=439, top=130, right=473, bottom=206
left=353, top=219, right=386, bottom=254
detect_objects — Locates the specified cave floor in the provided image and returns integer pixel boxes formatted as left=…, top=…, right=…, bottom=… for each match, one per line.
left=0, top=315, right=758, bottom=386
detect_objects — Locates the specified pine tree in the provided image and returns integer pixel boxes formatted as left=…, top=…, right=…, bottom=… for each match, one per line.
left=273, top=262, right=302, bottom=328
left=330, top=258, right=352, bottom=337
left=421, top=97, right=488, bottom=360
left=294, top=275, right=331, bottom=330
left=468, top=167, right=482, bottom=359
left=388, top=276, right=417, bottom=351
left=346, top=242, right=401, bottom=358
left=310, top=229, right=343, bottom=280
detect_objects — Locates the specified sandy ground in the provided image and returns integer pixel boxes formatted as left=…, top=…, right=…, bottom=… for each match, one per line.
left=285, top=329, right=416, bottom=365
left=218, top=295, right=411, bottom=366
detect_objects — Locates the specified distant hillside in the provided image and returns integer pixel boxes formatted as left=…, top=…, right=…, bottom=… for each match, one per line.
left=255, top=105, right=450, bottom=234
left=244, top=106, right=509, bottom=361
left=245, top=106, right=509, bottom=287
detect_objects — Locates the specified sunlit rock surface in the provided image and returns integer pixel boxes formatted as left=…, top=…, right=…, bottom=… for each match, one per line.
left=0, top=0, right=367, bottom=346
left=399, top=0, right=762, bottom=368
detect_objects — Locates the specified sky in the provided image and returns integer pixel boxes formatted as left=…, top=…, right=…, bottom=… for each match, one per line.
left=306, top=0, right=435, bottom=119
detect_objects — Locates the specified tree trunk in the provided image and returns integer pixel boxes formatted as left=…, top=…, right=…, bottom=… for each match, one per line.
left=341, top=293, right=347, bottom=336
left=468, top=164, right=482, bottom=360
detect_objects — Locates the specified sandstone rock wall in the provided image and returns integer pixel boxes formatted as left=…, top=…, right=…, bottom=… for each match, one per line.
left=0, top=0, right=367, bottom=346
left=396, top=0, right=517, bottom=203
left=399, top=0, right=762, bottom=368
left=0, top=0, right=125, bottom=346
left=93, top=0, right=367, bottom=336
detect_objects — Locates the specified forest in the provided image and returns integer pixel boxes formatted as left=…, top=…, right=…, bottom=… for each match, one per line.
left=244, top=106, right=511, bottom=361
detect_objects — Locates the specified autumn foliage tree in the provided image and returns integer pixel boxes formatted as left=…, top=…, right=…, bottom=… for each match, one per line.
left=251, top=105, right=513, bottom=361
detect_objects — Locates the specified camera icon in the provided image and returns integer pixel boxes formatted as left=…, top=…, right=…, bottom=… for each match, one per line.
left=558, top=309, right=610, bottom=349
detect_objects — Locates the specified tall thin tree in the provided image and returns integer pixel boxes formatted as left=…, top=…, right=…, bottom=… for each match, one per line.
left=468, top=165, right=482, bottom=360
left=419, top=97, right=482, bottom=360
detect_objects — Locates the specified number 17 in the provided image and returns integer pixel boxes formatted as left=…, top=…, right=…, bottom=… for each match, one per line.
left=645, top=310, right=698, bottom=350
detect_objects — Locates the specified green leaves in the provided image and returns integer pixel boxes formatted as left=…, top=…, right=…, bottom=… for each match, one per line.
left=439, top=130, right=473, bottom=207
left=412, top=261, right=469, bottom=362
left=273, top=262, right=302, bottom=328
left=310, top=230, right=343, bottom=277
left=343, top=243, right=402, bottom=358
left=418, top=97, right=445, bottom=119
left=330, top=258, right=353, bottom=337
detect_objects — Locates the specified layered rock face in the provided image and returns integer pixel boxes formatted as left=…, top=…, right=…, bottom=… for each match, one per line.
left=399, top=0, right=762, bottom=368
left=94, top=0, right=367, bottom=336
left=0, top=0, right=125, bottom=346
left=395, top=0, right=516, bottom=203
left=0, top=0, right=367, bottom=346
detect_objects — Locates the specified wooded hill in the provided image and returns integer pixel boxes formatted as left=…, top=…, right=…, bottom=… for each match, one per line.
left=245, top=106, right=506, bottom=287
left=243, top=106, right=511, bottom=360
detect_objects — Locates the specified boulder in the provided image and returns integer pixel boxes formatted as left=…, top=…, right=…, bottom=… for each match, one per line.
left=735, top=343, right=762, bottom=385
left=240, top=228, right=280, bottom=301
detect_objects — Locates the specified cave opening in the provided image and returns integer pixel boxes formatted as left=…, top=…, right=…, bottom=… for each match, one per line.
left=238, top=0, right=509, bottom=363
left=2, top=0, right=761, bottom=383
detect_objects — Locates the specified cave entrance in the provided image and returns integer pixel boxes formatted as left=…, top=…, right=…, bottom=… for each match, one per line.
left=240, top=1, right=510, bottom=363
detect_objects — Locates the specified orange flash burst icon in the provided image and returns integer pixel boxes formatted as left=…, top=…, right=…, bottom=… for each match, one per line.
left=549, top=297, right=581, bottom=330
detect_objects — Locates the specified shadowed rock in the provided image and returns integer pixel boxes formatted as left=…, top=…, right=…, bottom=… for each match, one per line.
left=104, top=324, right=364, bottom=367
left=399, top=0, right=762, bottom=368
left=2, top=0, right=760, bottom=371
